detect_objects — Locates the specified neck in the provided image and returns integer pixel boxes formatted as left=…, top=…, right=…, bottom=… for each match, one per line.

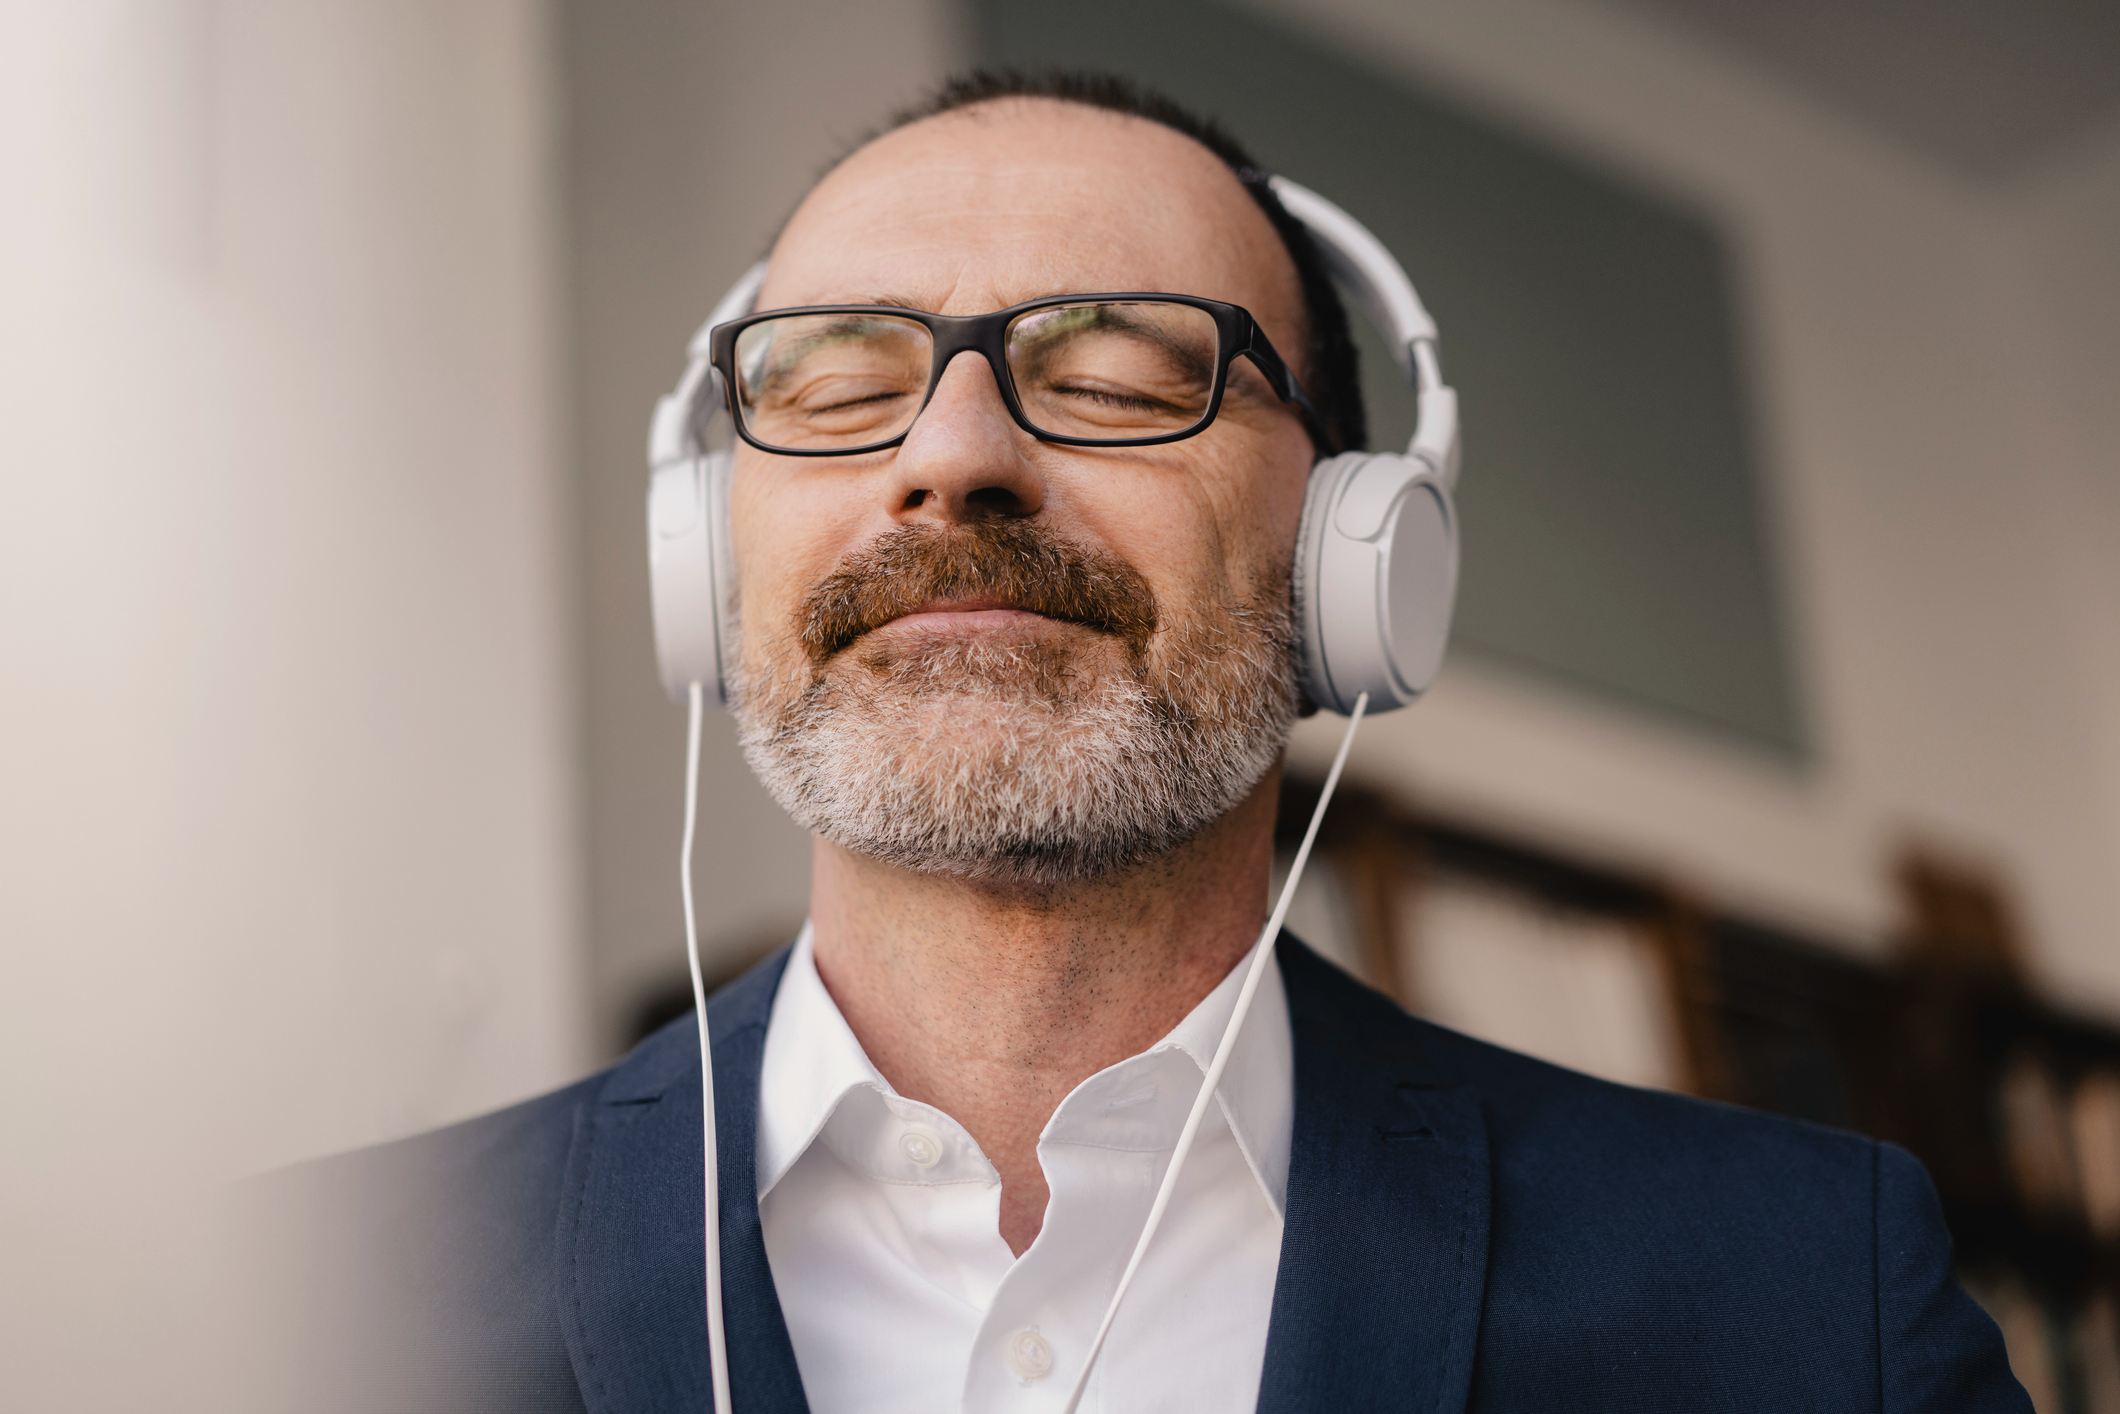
left=806, top=770, right=1282, bottom=1254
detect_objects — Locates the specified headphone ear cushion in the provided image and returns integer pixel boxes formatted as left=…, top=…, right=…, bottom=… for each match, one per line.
left=703, top=447, right=737, bottom=701
left=1294, top=451, right=1459, bottom=714
left=1292, top=455, right=1347, bottom=714
left=648, top=454, right=722, bottom=703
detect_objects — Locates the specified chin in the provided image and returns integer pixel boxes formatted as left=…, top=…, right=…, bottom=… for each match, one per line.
left=736, top=657, right=1293, bottom=891
left=730, top=592, right=1301, bottom=886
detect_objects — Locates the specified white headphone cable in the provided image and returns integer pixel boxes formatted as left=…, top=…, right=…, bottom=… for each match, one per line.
left=682, top=681, right=736, bottom=1414
left=1060, top=690, right=1370, bottom=1414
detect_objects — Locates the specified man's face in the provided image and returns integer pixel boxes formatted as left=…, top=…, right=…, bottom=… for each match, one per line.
left=727, top=99, right=1317, bottom=885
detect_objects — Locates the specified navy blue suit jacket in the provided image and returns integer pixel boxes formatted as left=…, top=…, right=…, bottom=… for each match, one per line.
left=265, top=935, right=2030, bottom=1412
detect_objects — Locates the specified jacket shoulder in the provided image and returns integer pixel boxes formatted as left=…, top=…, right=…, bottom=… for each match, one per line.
left=229, top=949, right=795, bottom=1409
left=1280, top=929, right=1877, bottom=1179
left=271, top=1069, right=600, bottom=1216
left=235, top=1075, right=603, bottom=1410
left=1282, top=934, right=1879, bottom=1287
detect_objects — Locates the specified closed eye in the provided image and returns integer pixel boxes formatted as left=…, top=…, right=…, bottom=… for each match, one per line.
left=1052, top=385, right=1177, bottom=414
left=806, top=389, right=911, bottom=415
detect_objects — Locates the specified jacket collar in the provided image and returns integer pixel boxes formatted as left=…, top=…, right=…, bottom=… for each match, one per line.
left=553, top=935, right=1489, bottom=1414
left=1255, top=938, right=1491, bottom=1414
left=556, top=945, right=810, bottom=1413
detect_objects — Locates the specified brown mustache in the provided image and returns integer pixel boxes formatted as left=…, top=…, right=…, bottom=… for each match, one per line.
left=798, top=521, right=1158, bottom=664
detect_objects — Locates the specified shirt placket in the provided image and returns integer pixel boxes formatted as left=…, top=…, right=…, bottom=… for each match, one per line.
left=958, top=1051, right=1205, bottom=1412
left=823, top=1088, right=1014, bottom=1315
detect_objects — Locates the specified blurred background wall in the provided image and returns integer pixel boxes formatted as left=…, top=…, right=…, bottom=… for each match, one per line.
left=3, top=0, right=2116, bottom=1407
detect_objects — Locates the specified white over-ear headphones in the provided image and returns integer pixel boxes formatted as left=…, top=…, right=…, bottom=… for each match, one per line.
left=645, top=174, right=1460, bottom=716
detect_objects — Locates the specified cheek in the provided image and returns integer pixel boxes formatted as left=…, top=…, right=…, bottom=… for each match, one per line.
left=727, top=462, right=857, bottom=645
left=1066, top=431, right=1310, bottom=620
left=1247, top=420, right=1316, bottom=569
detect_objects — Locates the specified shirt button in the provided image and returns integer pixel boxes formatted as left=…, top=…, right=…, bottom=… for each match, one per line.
left=899, top=1127, right=942, bottom=1169
left=1005, top=1327, right=1054, bottom=1382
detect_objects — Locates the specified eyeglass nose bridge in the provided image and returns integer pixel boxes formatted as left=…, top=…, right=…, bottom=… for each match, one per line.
left=909, top=314, right=1027, bottom=438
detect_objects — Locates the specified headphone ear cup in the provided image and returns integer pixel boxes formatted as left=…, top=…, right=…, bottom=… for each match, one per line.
left=1294, top=451, right=1459, bottom=714
left=647, top=449, right=736, bottom=704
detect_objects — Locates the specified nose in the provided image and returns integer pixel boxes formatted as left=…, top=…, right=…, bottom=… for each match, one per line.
left=884, top=350, right=1047, bottom=522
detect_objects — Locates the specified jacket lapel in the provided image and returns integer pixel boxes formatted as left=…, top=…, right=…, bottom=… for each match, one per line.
left=556, top=947, right=809, bottom=1413
left=1257, top=937, right=1492, bottom=1413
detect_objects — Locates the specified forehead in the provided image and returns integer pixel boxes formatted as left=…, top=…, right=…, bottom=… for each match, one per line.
left=758, top=100, right=1302, bottom=336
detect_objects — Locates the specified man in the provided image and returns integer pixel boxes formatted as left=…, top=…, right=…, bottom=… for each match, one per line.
left=259, top=71, right=2030, bottom=1412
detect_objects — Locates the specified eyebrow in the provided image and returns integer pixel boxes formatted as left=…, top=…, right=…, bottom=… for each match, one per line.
left=1011, top=303, right=1217, bottom=386
left=773, top=288, right=1132, bottom=314
left=741, top=313, right=915, bottom=394
left=766, top=292, right=935, bottom=313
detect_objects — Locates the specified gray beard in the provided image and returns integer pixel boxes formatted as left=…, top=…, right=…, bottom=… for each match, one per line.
left=729, top=594, right=1300, bottom=888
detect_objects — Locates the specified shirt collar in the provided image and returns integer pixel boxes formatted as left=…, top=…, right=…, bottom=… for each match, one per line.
left=754, top=923, right=889, bottom=1200
left=754, top=921, right=1294, bottom=1215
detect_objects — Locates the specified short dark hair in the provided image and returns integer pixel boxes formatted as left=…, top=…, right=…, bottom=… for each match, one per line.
left=855, top=69, right=1367, bottom=456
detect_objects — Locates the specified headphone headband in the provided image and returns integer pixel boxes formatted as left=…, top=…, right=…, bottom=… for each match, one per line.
left=1265, top=176, right=1435, bottom=367
left=1263, top=175, right=1458, bottom=492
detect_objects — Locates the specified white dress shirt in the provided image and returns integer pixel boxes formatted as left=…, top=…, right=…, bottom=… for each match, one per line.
left=755, top=925, right=1294, bottom=1413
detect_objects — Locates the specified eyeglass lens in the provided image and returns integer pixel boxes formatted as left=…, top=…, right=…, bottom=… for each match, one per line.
left=729, top=300, right=1223, bottom=451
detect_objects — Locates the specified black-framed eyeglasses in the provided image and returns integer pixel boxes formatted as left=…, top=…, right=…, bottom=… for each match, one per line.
left=707, top=292, right=1328, bottom=456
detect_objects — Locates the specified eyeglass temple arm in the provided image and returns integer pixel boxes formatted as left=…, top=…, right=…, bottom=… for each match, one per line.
left=1240, top=322, right=1339, bottom=455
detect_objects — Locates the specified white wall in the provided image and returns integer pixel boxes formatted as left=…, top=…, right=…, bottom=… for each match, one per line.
left=1254, top=0, right=2120, bottom=1014
left=0, top=1, right=579, bottom=1402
